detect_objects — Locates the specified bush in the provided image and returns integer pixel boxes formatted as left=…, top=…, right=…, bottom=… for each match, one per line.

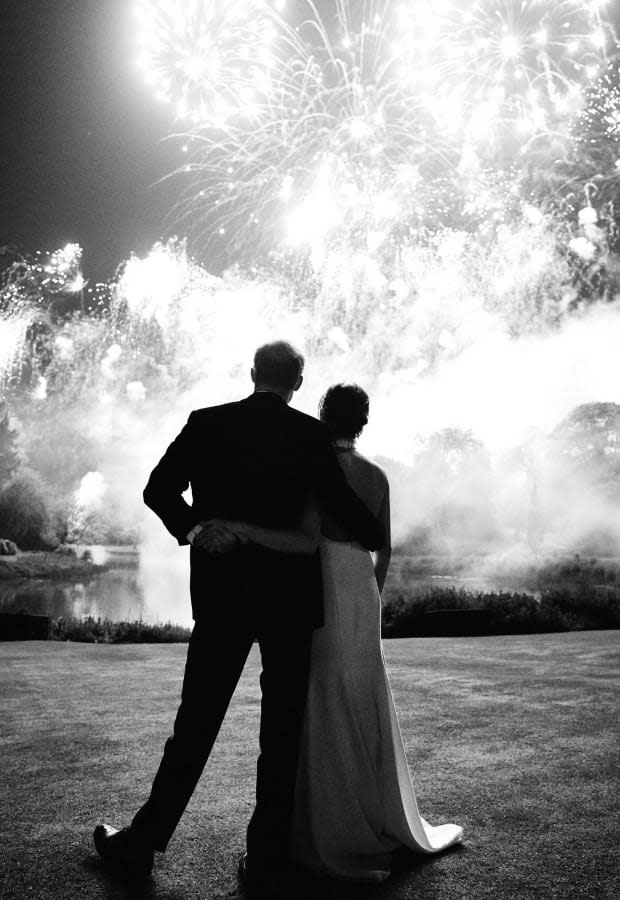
left=50, top=616, right=191, bottom=643
left=538, top=586, right=620, bottom=630
left=0, top=470, right=59, bottom=550
left=0, top=538, right=18, bottom=555
left=382, top=585, right=620, bottom=637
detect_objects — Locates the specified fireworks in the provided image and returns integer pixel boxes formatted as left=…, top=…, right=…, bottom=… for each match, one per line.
left=42, top=243, right=83, bottom=293
left=133, top=0, right=279, bottom=125
left=392, top=0, right=613, bottom=143
left=574, top=55, right=620, bottom=162
left=133, top=1, right=617, bottom=256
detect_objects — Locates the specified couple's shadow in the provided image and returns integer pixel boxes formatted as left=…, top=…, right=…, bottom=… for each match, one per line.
left=83, top=854, right=183, bottom=900
left=268, top=845, right=463, bottom=900
left=84, top=844, right=464, bottom=900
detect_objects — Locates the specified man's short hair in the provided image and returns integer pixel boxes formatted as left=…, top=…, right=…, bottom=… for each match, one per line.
left=253, top=341, right=305, bottom=391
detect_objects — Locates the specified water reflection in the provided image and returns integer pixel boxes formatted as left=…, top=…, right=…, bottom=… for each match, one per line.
left=0, top=542, right=539, bottom=630
left=0, top=544, right=194, bottom=627
left=0, top=571, right=146, bottom=623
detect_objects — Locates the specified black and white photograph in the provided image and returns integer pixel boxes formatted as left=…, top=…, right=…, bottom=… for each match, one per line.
left=1, top=2, right=619, bottom=898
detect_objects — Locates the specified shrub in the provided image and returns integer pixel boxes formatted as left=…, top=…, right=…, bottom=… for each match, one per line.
left=50, top=616, right=191, bottom=643
left=0, top=470, right=59, bottom=550
left=381, top=585, right=620, bottom=637
left=539, top=586, right=620, bottom=630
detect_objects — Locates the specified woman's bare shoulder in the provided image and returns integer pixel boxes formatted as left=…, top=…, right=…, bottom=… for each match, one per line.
left=351, top=451, right=389, bottom=488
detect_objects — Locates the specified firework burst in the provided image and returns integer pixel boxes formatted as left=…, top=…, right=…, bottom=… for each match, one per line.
left=392, top=0, right=613, bottom=145
left=134, top=0, right=280, bottom=125
left=134, top=1, right=617, bottom=258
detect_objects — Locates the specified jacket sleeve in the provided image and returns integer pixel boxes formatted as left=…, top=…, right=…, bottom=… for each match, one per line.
left=143, top=412, right=199, bottom=545
left=313, top=429, right=386, bottom=551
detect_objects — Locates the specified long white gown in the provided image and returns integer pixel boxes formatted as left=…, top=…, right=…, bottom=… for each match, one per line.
left=290, top=537, right=463, bottom=882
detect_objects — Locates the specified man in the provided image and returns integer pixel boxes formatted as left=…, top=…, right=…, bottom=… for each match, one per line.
left=94, top=341, right=384, bottom=896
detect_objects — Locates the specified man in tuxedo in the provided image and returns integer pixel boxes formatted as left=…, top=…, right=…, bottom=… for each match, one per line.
left=93, top=341, right=384, bottom=896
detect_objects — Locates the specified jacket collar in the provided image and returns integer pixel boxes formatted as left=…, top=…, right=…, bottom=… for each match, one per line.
left=244, top=390, right=287, bottom=404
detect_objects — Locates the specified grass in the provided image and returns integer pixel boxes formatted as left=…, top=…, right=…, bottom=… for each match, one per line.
left=0, top=633, right=618, bottom=899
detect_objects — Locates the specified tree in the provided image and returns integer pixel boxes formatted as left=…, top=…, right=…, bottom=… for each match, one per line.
left=411, top=428, right=498, bottom=549
left=0, top=405, right=21, bottom=492
left=0, top=470, right=57, bottom=550
left=551, top=402, right=620, bottom=502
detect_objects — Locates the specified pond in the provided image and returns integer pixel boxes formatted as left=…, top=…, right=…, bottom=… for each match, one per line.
left=0, top=546, right=194, bottom=628
left=0, top=546, right=542, bottom=630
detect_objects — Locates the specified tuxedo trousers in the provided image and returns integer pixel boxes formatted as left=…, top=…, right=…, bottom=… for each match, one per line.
left=130, top=612, right=314, bottom=866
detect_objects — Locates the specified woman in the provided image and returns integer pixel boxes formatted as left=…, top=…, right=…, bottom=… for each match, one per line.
left=212, top=384, right=462, bottom=882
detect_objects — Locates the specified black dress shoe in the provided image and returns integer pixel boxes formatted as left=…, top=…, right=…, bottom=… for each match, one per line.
left=93, top=823, right=154, bottom=876
left=238, top=853, right=288, bottom=898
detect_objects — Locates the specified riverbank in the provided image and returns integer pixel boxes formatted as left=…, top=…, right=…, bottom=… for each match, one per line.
left=0, top=551, right=107, bottom=580
left=0, top=544, right=139, bottom=581
left=2, top=549, right=619, bottom=637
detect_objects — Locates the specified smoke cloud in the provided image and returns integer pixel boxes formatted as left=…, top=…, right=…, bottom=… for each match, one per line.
left=2, top=233, right=620, bottom=622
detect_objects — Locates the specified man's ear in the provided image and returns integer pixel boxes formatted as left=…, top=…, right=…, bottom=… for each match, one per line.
left=293, top=374, right=303, bottom=392
left=250, top=367, right=256, bottom=384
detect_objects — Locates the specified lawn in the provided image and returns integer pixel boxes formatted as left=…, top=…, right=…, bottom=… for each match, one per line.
left=0, top=632, right=618, bottom=899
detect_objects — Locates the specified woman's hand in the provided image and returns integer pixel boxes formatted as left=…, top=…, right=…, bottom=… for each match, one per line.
left=192, top=519, right=241, bottom=553
left=195, top=508, right=318, bottom=556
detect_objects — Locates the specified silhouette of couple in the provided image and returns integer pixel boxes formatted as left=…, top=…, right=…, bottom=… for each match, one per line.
left=94, top=341, right=462, bottom=897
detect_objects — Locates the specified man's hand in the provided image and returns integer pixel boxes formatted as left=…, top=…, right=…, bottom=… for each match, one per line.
left=191, top=521, right=239, bottom=553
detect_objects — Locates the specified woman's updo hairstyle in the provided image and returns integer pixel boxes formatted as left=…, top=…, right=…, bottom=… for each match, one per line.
left=319, top=383, right=369, bottom=441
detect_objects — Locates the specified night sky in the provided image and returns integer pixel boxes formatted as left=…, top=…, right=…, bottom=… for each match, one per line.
left=2, top=2, right=620, bottom=286
left=0, top=0, right=181, bottom=283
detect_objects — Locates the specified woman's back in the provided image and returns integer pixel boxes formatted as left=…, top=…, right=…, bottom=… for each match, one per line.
left=321, top=448, right=388, bottom=541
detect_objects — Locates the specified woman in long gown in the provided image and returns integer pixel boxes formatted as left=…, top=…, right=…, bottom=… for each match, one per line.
left=289, top=384, right=462, bottom=882
left=211, top=384, right=462, bottom=883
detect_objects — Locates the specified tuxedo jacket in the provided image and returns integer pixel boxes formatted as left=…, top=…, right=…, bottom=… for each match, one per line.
left=143, top=391, right=385, bottom=629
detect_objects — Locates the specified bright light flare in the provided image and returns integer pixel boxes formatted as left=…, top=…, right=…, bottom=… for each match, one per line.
left=134, top=0, right=278, bottom=125
left=44, top=243, right=82, bottom=276
left=151, top=1, right=616, bottom=257
left=116, top=243, right=190, bottom=327
left=67, top=274, right=85, bottom=293
left=393, top=0, right=612, bottom=144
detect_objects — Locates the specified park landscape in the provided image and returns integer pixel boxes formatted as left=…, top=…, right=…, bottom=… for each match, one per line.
left=1, top=1, right=620, bottom=897
left=1, top=631, right=618, bottom=899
